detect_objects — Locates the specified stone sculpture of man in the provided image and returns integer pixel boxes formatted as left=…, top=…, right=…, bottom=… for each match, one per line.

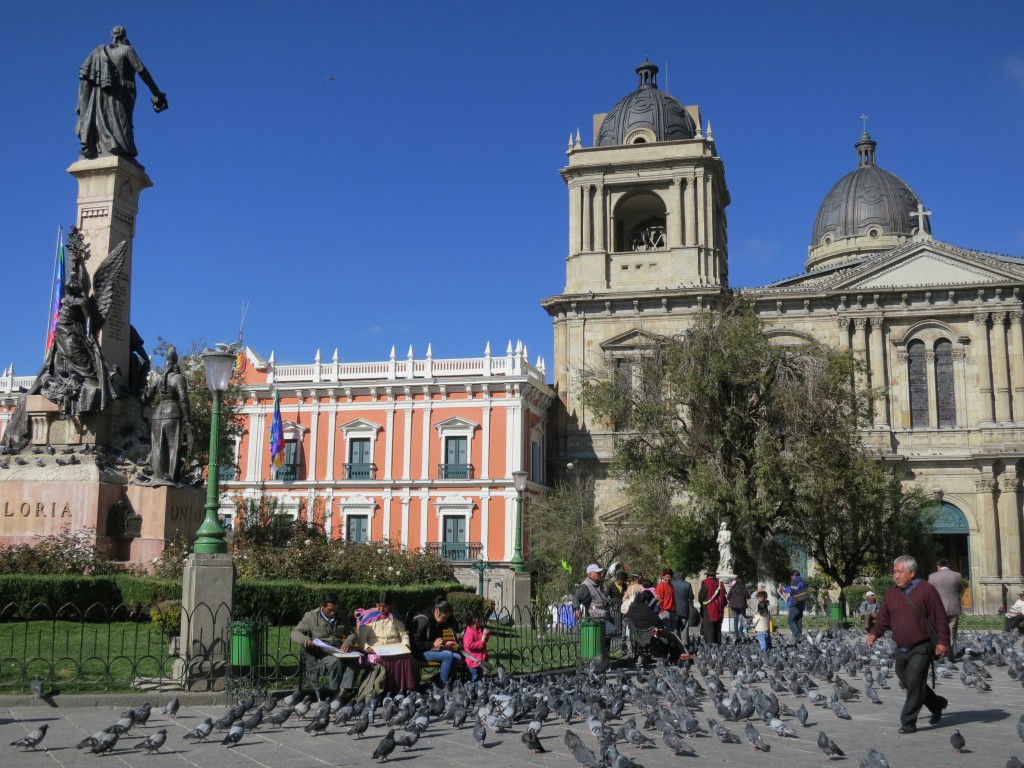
left=716, top=520, right=733, bottom=575
left=145, top=346, right=191, bottom=482
left=76, top=26, right=168, bottom=161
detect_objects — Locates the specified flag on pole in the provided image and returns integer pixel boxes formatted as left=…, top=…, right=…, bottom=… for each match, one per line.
left=45, top=229, right=66, bottom=355
left=269, top=388, right=285, bottom=471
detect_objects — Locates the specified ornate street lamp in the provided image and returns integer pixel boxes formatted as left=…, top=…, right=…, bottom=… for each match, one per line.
left=469, top=551, right=490, bottom=596
left=510, top=470, right=528, bottom=571
left=193, top=348, right=235, bottom=554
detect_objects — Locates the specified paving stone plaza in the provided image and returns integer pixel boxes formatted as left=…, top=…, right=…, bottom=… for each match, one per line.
left=4, top=637, right=1022, bottom=768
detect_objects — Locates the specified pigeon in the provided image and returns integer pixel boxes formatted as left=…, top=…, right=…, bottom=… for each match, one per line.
left=522, top=728, right=546, bottom=753
left=1017, top=714, right=1024, bottom=743
left=817, top=731, right=844, bottom=760
left=744, top=720, right=770, bottom=752
left=304, top=711, right=329, bottom=736
left=572, top=743, right=603, bottom=768
left=241, top=707, right=264, bottom=731
left=372, top=729, right=397, bottom=762
left=950, top=729, right=966, bottom=754
left=662, top=729, right=696, bottom=756
left=395, top=731, right=421, bottom=751
left=268, top=707, right=294, bottom=726
left=91, top=730, right=120, bottom=755
left=865, top=686, right=882, bottom=704
left=348, top=712, right=370, bottom=739
left=124, top=702, right=152, bottom=726
left=222, top=724, right=244, bottom=747
left=140, top=729, right=167, bottom=753
left=183, top=718, right=214, bottom=741
left=709, top=719, right=741, bottom=744
left=564, top=729, right=584, bottom=750
left=111, top=712, right=136, bottom=735
left=161, top=698, right=180, bottom=718
left=10, top=724, right=48, bottom=750
left=30, top=676, right=43, bottom=700
left=474, top=718, right=487, bottom=747
left=1007, top=757, right=1023, bottom=768
left=860, top=748, right=890, bottom=768
left=769, top=717, right=797, bottom=738
left=77, top=728, right=114, bottom=749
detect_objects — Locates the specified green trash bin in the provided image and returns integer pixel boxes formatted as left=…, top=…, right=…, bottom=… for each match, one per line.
left=579, top=618, right=605, bottom=660
left=230, top=620, right=263, bottom=667
left=828, top=602, right=843, bottom=624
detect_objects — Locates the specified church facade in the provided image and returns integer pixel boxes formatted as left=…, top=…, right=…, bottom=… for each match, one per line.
left=542, top=61, right=1024, bottom=613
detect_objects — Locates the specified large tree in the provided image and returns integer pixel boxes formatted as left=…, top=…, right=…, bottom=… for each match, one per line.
left=582, top=299, right=934, bottom=588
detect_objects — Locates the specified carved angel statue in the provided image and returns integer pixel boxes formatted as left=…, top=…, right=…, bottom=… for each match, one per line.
left=0, top=231, right=124, bottom=453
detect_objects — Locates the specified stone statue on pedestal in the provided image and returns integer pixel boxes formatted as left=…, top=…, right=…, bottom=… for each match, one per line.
left=144, top=346, right=192, bottom=483
left=716, top=520, right=734, bottom=576
left=76, top=26, right=167, bottom=161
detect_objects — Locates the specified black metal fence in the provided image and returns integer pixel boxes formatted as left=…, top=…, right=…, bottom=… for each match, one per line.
left=0, top=600, right=615, bottom=698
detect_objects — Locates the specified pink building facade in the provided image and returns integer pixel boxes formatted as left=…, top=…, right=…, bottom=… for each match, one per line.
left=226, top=342, right=554, bottom=598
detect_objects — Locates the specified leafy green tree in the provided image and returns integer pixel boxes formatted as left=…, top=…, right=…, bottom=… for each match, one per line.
left=582, top=298, right=934, bottom=588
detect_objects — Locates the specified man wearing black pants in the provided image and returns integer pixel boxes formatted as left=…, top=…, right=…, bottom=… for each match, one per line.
left=867, top=555, right=950, bottom=734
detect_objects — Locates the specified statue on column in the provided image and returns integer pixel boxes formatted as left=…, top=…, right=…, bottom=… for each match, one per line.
left=144, top=346, right=192, bottom=483
left=716, top=520, right=734, bottom=576
left=76, top=26, right=168, bottom=161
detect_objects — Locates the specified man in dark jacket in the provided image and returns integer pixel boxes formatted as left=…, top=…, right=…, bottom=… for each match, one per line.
left=410, top=599, right=463, bottom=685
left=867, top=555, right=950, bottom=734
left=671, top=571, right=695, bottom=647
left=624, top=591, right=687, bottom=659
left=291, top=593, right=360, bottom=697
left=727, top=577, right=751, bottom=641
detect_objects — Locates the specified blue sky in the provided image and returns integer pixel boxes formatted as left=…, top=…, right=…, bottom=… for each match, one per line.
left=2, top=2, right=1022, bottom=375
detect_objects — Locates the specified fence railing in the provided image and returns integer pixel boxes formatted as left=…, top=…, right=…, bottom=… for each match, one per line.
left=0, top=600, right=614, bottom=698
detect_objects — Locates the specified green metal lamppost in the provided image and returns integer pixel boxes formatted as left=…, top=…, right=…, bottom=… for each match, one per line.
left=469, top=551, right=490, bottom=596
left=509, top=470, right=528, bottom=571
left=193, top=348, right=236, bottom=555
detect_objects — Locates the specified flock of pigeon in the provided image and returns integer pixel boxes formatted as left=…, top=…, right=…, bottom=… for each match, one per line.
left=7, top=628, right=1024, bottom=767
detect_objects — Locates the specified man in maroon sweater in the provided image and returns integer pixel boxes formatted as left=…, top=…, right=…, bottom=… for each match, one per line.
left=866, top=555, right=950, bottom=734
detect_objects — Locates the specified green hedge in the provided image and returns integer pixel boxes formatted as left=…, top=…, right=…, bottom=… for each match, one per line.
left=0, top=574, right=464, bottom=625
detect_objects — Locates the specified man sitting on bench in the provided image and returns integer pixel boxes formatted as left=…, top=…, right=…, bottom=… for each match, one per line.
left=291, top=592, right=360, bottom=699
left=624, top=590, right=688, bottom=661
left=410, top=597, right=463, bottom=686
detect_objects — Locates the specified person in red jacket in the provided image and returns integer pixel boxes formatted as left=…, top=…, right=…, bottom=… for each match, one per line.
left=654, top=569, right=677, bottom=632
left=867, top=555, right=950, bottom=734
left=698, top=571, right=728, bottom=644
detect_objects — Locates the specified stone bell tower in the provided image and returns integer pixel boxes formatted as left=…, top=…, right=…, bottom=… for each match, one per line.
left=542, top=61, right=731, bottom=500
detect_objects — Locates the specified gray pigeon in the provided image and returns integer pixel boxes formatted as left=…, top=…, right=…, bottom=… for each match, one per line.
left=183, top=718, right=214, bottom=741
left=372, top=729, right=397, bottom=762
left=348, top=712, right=370, bottom=739
left=769, top=717, right=797, bottom=738
left=860, top=748, right=890, bottom=768
left=221, top=724, right=244, bottom=747
left=662, top=730, right=696, bottom=756
left=77, top=728, right=113, bottom=749
left=473, top=718, right=487, bottom=747
left=950, top=729, right=965, bottom=754
left=522, top=728, right=546, bottom=753
left=1007, top=757, right=1023, bottom=768
left=10, top=724, right=48, bottom=750
left=140, top=729, right=167, bottom=753
left=91, top=730, right=120, bottom=755
left=395, top=730, right=421, bottom=751
left=161, top=698, right=180, bottom=718
left=817, top=731, right=844, bottom=760
left=796, top=703, right=809, bottom=727
left=744, top=720, right=770, bottom=752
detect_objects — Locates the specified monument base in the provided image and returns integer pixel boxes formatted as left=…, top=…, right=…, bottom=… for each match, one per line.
left=174, top=553, right=236, bottom=691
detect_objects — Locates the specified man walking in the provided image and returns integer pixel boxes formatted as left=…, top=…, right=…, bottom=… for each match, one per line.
left=654, top=569, right=677, bottom=633
left=867, top=555, right=950, bottom=734
left=671, top=570, right=695, bottom=648
left=928, top=558, right=962, bottom=657
left=728, top=577, right=751, bottom=641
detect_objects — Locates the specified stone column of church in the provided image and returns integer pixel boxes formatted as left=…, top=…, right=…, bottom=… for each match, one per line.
left=835, top=317, right=850, bottom=349
left=992, top=312, right=1012, bottom=423
left=568, top=184, right=579, bottom=256
left=952, top=348, right=969, bottom=427
left=1009, top=312, right=1024, bottom=422
left=975, top=312, right=995, bottom=424
left=925, top=351, right=939, bottom=428
left=999, top=468, right=1022, bottom=579
left=684, top=177, right=696, bottom=246
left=696, top=172, right=707, bottom=251
left=582, top=185, right=593, bottom=252
left=894, top=350, right=910, bottom=430
left=852, top=318, right=868, bottom=392
left=975, top=475, right=998, bottom=577
left=704, top=175, right=715, bottom=253
left=670, top=178, right=684, bottom=248
left=869, top=317, right=888, bottom=427
left=594, top=184, right=606, bottom=252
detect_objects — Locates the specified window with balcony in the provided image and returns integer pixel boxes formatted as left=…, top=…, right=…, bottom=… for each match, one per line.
left=429, top=493, right=479, bottom=561
left=345, top=437, right=375, bottom=480
left=434, top=416, right=478, bottom=480
left=276, top=439, right=301, bottom=481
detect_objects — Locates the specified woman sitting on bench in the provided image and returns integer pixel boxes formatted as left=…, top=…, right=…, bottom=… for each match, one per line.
left=624, top=590, right=688, bottom=660
left=357, top=590, right=417, bottom=694
left=410, top=597, right=464, bottom=686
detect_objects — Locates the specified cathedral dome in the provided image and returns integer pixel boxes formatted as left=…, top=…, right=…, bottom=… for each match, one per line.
left=807, top=132, right=930, bottom=272
left=598, top=61, right=697, bottom=146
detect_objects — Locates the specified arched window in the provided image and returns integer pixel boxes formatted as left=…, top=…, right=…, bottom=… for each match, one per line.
left=935, top=339, right=956, bottom=428
left=908, top=340, right=929, bottom=428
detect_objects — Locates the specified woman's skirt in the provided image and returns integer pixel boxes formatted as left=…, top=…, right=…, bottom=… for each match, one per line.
left=378, top=654, right=418, bottom=693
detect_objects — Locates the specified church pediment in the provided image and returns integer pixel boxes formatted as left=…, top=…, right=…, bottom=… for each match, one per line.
left=599, top=329, right=663, bottom=352
left=832, top=241, right=1024, bottom=291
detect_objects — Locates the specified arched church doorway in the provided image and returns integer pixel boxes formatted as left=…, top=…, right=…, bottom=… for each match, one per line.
left=933, top=501, right=969, bottom=580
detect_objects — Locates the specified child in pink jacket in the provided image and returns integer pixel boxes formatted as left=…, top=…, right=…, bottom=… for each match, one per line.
left=462, top=611, right=490, bottom=683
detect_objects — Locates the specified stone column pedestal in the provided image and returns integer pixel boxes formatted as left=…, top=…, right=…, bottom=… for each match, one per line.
left=508, top=570, right=533, bottom=627
left=174, top=552, right=235, bottom=691
left=66, top=156, right=152, bottom=381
